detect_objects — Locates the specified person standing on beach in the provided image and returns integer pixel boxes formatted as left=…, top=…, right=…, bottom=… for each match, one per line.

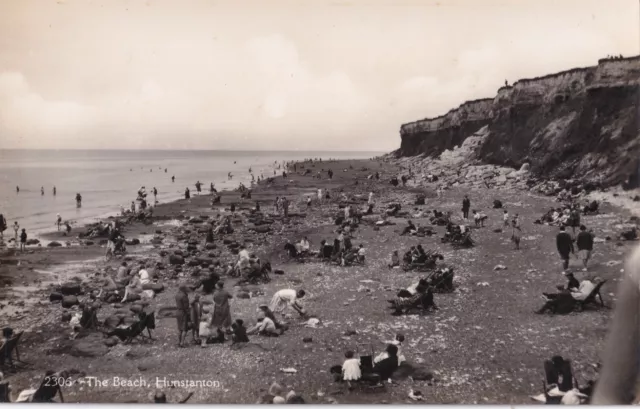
left=130, top=201, right=136, bottom=213
left=19, top=228, right=27, bottom=251
left=171, top=175, right=175, bottom=183
left=274, top=197, right=280, bottom=215
left=195, top=181, right=202, bottom=195
left=462, top=195, right=470, bottom=219
left=53, top=186, right=56, bottom=196
left=55, top=214, right=62, bottom=231
left=75, top=193, right=82, bottom=208
left=511, top=215, right=521, bottom=250
left=0, top=214, right=6, bottom=239
left=175, top=285, right=190, bottom=348
left=282, top=197, right=289, bottom=218
left=41, top=187, right=44, bottom=196
left=576, top=225, right=594, bottom=271
left=13, top=221, right=19, bottom=243
left=185, top=187, right=191, bottom=200
left=16, top=186, right=19, bottom=193
left=556, top=226, right=574, bottom=272
left=153, top=187, right=158, bottom=202
left=317, top=188, right=323, bottom=203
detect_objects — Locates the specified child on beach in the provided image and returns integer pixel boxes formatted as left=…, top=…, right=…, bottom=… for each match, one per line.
left=342, top=350, right=362, bottom=385
left=190, top=294, right=201, bottom=343
left=231, top=319, right=249, bottom=344
left=20, top=228, right=27, bottom=251
left=511, top=215, right=522, bottom=250
left=13, top=221, right=19, bottom=243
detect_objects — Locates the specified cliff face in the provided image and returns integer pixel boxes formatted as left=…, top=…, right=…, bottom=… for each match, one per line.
left=397, top=57, right=640, bottom=186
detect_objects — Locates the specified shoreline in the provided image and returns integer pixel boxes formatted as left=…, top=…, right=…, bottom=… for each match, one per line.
left=0, top=156, right=638, bottom=403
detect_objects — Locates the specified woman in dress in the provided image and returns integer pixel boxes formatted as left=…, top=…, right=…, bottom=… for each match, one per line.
left=210, top=281, right=233, bottom=334
left=198, top=292, right=214, bottom=347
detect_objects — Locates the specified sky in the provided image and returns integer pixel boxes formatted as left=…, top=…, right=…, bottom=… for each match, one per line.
left=0, top=0, right=638, bottom=151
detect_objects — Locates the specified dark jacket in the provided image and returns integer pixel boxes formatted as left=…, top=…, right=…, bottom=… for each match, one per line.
left=373, top=355, right=399, bottom=380
left=576, top=231, right=594, bottom=251
left=462, top=198, right=470, bottom=210
left=556, top=232, right=574, bottom=255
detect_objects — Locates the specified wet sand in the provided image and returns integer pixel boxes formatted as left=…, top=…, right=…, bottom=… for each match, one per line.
left=0, top=157, right=637, bottom=403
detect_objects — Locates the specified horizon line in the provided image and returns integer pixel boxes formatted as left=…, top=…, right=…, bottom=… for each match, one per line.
left=0, top=148, right=388, bottom=153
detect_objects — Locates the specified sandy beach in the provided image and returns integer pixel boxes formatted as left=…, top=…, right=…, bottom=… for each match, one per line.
left=0, top=156, right=638, bottom=403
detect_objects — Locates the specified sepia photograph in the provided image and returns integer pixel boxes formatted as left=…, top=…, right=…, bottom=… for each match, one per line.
left=0, top=0, right=639, bottom=404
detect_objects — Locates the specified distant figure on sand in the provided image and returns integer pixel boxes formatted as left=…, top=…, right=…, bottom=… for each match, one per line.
left=53, top=186, right=57, bottom=196
left=20, top=228, right=27, bottom=251
left=13, top=221, right=20, bottom=243
left=41, top=187, right=44, bottom=196
left=175, top=284, right=190, bottom=348
left=75, top=193, right=82, bottom=208
left=172, top=175, right=175, bottom=183
left=185, top=188, right=191, bottom=200
left=56, top=214, right=62, bottom=231
left=16, top=186, right=19, bottom=193
left=195, top=181, right=202, bottom=195
left=153, top=187, right=158, bottom=202
left=462, top=195, right=470, bottom=219
left=0, top=214, right=6, bottom=239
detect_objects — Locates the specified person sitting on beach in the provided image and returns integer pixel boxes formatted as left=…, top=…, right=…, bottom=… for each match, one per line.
left=357, top=244, right=366, bottom=263
left=299, top=237, right=310, bottom=254
left=231, top=319, right=249, bottom=344
left=372, top=344, right=400, bottom=383
left=374, top=334, right=406, bottom=365
left=400, top=220, right=416, bottom=236
left=196, top=270, right=221, bottom=294
left=121, top=269, right=149, bottom=303
left=246, top=311, right=279, bottom=337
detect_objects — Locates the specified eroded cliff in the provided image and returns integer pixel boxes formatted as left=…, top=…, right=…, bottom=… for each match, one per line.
left=397, top=57, right=640, bottom=186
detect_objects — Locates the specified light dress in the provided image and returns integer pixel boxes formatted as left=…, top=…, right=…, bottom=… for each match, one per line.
left=342, top=358, right=361, bottom=381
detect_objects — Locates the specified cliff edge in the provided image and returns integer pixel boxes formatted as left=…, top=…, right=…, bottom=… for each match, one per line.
left=397, top=56, right=640, bottom=187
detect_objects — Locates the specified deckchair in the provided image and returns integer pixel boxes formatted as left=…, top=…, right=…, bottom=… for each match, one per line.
left=575, top=280, right=607, bottom=311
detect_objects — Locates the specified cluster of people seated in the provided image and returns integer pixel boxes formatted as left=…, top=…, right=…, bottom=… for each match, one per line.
left=532, top=355, right=595, bottom=404
left=256, top=382, right=305, bottom=404
left=536, top=274, right=604, bottom=314
left=399, top=220, right=434, bottom=237
left=284, top=237, right=311, bottom=259
left=400, top=245, right=443, bottom=271
left=332, top=335, right=406, bottom=387
left=442, top=223, right=474, bottom=247
left=233, top=246, right=271, bottom=283
left=98, top=261, right=155, bottom=304
left=388, top=281, right=437, bottom=315
left=429, top=210, right=451, bottom=226
left=537, top=205, right=582, bottom=230
left=212, top=215, right=233, bottom=235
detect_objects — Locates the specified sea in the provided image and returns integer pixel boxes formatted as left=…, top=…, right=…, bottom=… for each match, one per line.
left=0, top=149, right=382, bottom=237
